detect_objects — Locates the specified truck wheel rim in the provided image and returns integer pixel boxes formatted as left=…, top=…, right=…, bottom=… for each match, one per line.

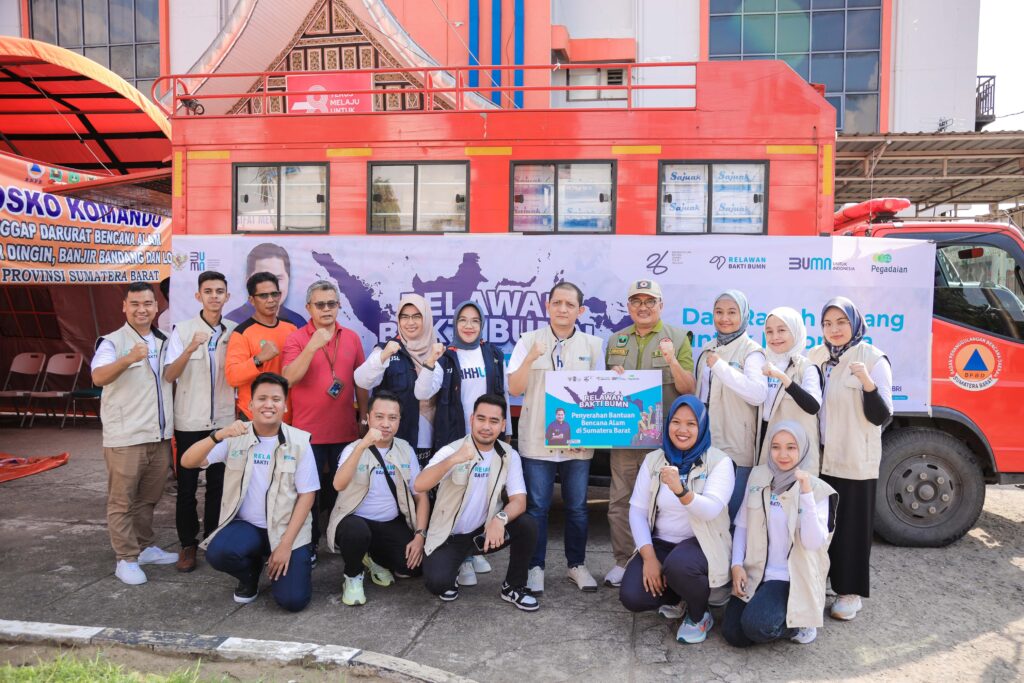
left=886, top=454, right=958, bottom=529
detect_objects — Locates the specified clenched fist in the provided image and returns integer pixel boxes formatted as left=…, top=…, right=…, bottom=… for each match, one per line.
left=128, top=342, right=149, bottom=363
left=255, top=340, right=279, bottom=363
left=307, top=327, right=333, bottom=351
left=216, top=420, right=248, bottom=440
left=187, top=331, right=210, bottom=352
left=381, top=339, right=402, bottom=361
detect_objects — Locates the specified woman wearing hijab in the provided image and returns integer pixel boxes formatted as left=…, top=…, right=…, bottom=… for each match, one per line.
left=759, top=307, right=823, bottom=473
left=695, top=290, right=768, bottom=520
left=619, top=395, right=735, bottom=644
left=355, top=294, right=445, bottom=467
left=724, top=421, right=837, bottom=647
left=808, top=296, right=892, bottom=621
left=416, top=301, right=510, bottom=586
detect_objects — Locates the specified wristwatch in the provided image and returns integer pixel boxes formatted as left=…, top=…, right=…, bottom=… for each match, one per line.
left=209, top=429, right=222, bottom=444
left=675, top=482, right=690, bottom=499
left=415, top=528, right=427, bottom=539
left=495, top=511, right=509, bottom=525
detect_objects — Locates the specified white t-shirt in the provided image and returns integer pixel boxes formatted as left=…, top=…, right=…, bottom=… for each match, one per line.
left=629, top=456, right=735, bottom=545
left=427, top=441, right=527, bottom=535
left=337, top=442, right=421, bottom=522
left=164, top=319, right=225, bottom=368
left=417, top=347, right=512, bottom=434
left=732, top=488, right=830, bottom=582
left=206, top=436, right=320, bottom=529
left=91, top=332, right=159, bottom=375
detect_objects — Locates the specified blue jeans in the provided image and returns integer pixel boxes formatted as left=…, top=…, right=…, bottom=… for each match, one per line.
left=205, top=519, right=312, bottom=613
left=520, top=456, right=590, bottom=568
left=729, top=465, right=753, bottom=523
left=722, top=580, right=796, bottom=647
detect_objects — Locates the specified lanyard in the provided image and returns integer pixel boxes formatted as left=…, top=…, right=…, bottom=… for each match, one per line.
left=320, top=328, right=341, bottom=380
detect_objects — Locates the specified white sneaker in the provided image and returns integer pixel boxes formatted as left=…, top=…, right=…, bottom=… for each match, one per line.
left=138, top=546, right=178, bottom=565
left=658, top=602, right=686, bottom=620
left=791, top=626, right=818, bottom=644
left=604, top=564, right=626, bottom=587
left=527, top=566, right=545, bottom=594
left=457, top=559, right=478, bottom=586
left=567, top=565, right=598, bottom=592
left=471, top=555, right=492, bottom=573
left=115, top=560, right=147, bottom=585
left=830, top=594, right=863, bottom=621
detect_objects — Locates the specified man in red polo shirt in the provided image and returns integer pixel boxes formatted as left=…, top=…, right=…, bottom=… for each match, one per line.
left=283, top=280, right=368, bottom=564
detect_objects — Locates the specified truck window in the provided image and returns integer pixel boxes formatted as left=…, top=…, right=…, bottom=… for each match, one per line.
left=234, top=164, right=328, bottom=233
left=934, top=243, right=1024, bottom=340
left=369, top=162, right=468, bottom=233
left=511, top=162, right=614, bottom=233
left=659, top=161, right=767, bottom=234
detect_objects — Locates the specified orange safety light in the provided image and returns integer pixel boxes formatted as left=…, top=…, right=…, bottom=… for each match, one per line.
left=834, top=198, right=912, bottom=231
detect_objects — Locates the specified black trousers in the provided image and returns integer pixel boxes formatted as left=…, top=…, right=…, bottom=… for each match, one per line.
left=334, top=514, right=421, bottom=578
left=822, top=474, right=875, bottom=597
left=174, top=429, right=225, bottom=548
left=422, top=515, right=538, bottom=595
left=619, top=536, right=711, bottom=620
left=311, top=442, right=346, bottom=544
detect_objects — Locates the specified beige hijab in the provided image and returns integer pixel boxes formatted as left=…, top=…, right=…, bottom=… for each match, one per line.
left=396, top=293, right=438, bottom=425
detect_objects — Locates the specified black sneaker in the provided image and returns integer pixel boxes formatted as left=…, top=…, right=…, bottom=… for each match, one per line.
left=233, top=578, right=258, bottom=604
left=439, top=587, right=459, bottom=602
left=501, top=582, right=539, bottom=612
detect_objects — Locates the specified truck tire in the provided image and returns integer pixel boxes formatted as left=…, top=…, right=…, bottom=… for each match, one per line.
left=874, top=427, right=986, bottom=547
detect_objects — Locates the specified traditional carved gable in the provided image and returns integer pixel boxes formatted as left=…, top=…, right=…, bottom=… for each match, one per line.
left=231, top=0, right=441, bottom=115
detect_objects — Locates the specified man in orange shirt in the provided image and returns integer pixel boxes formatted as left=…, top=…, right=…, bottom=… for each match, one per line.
left=225, top=272, right=297, bottom=419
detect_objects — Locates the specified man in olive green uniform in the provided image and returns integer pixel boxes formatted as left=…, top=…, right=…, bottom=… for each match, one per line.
left=603, top=279, right=695, bottom=587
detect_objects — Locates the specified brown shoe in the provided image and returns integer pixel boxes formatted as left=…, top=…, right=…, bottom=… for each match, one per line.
left=176, top=545, right=197, bottom=573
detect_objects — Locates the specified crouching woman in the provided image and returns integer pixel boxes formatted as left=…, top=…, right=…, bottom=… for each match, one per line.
left=723, top=421, right=838, bottom=647
left=619, top=395, right=734, bottom=644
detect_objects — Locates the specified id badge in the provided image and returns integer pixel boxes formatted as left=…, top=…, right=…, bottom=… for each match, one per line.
left=327, top=378, right=343, bottom=399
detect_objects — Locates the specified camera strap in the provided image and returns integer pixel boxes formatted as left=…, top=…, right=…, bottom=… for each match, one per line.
left=368, top=445, right=400, bottom=508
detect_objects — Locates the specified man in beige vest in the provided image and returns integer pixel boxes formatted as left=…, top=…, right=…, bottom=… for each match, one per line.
left=162, top=270, right=236, bottom=573
left=604, top=278, right=695, bottom=588
left=91, top=282, right=177, bottom=585
left=416, top=394, right=539, bottom=611
left=326, top=390, right=429, bottom=607
left=180, top=373, right=319, bottom=612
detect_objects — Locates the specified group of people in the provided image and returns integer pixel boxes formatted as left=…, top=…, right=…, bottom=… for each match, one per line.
left=91, top=266, right=892, bottom=646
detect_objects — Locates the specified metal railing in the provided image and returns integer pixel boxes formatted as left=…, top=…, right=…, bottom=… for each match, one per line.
left=976, top=75, right=996, bottom=129
left=151, top=62, right=699, bottom=118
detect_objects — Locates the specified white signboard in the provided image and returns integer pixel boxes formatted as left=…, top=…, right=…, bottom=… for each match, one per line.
left=169, top=235, right=936, bottom=413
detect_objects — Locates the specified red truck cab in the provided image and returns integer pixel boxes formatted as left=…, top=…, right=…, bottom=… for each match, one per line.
left=837, top=201, right=1024, bottom=545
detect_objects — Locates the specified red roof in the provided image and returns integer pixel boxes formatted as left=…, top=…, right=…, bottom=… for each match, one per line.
left=0, top=36, right=170, bottom=174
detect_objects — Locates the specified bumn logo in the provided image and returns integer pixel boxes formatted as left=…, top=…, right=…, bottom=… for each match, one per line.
left=788, top=256, right=832, bottom=271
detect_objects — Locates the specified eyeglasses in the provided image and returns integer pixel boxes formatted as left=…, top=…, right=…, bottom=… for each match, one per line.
left=457, top=318, right=481, bottom=326
left=253, top=291, right=282, bottom=301
left=311, top=300, right=340, bottom=311
left=628, top=297, right=659, bottom=310
left=398, top=313, right=424, bottom=322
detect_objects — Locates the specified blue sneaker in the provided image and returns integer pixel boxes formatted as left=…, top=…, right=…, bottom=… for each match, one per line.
left=676, top=611, right=714, bottom=644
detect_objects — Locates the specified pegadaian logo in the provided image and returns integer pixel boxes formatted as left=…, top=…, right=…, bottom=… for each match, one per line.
left=870, top=251, right=908, bottom=275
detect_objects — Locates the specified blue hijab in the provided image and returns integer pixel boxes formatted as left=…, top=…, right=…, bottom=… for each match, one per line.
left=821, top=296, right=865, bottom=367
left=663, top=395, right=712, bottom=476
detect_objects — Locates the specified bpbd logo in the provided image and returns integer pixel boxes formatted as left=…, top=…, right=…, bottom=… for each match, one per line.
left=788, top=256, right=832, bottom=271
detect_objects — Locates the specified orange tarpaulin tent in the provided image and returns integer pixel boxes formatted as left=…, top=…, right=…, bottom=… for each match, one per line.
left=0, top=453, right=70, bottom=483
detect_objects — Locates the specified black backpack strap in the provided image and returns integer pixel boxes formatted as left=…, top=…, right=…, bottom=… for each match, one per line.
left=368, top=445, right=400, bottom=507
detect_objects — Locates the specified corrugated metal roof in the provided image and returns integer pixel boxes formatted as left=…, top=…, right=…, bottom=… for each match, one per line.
left=835, top=131, right=1024, bottom=208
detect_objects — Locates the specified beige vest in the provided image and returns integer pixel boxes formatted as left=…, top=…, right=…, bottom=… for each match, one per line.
left=98, top=323, right=173, bottom=448
left=606, top=322, right=691, bottom=409
left=808, top=343, right=887, bottom=480
left=739, top=466, right=837, bottom=628
left=425, top=437, right=513, bottom=556
left=200, top=423, right=313, bottom=552
left=757, top=355, right=821, bottom=474
left=517, top=327, right=602, bottom=461
left=641, top=447, right=732, bottom=588
left=695, top=335, right=763, bottom=467
left=171, top=314, right=237, bottom=432
left=325, top=438, right=418, bottom=553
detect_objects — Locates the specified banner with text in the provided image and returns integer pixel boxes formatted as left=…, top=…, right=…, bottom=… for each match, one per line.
left=545, top=370, right=663, bottom=449
left=170, top=234, right=936, bottom=413
left=0, top=152, right=171, bottom=284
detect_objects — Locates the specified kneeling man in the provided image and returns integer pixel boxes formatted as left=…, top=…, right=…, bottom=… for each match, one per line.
left=417, top=394, right=539, bottom=611
left=181, top=372, right=318, bottom=612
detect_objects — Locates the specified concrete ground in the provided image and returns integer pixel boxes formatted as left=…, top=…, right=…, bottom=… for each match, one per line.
left=1, top=423, right=1022, bottom=682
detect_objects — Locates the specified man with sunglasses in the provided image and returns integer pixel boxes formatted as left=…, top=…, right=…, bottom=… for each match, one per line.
left=282, top=280, right=369, bottom=562
left=225, top=272, right=297, bottom=420
left=602, top=279, right=694, bottom=589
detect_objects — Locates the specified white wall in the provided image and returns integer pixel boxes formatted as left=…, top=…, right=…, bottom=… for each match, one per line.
left=0, top=2, right=22, bottom=38
left=890, top=0, right=980, bottom=132
left=170, top=0, right=238, bottom=73
left=551, top=0, right=634, bottom=38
